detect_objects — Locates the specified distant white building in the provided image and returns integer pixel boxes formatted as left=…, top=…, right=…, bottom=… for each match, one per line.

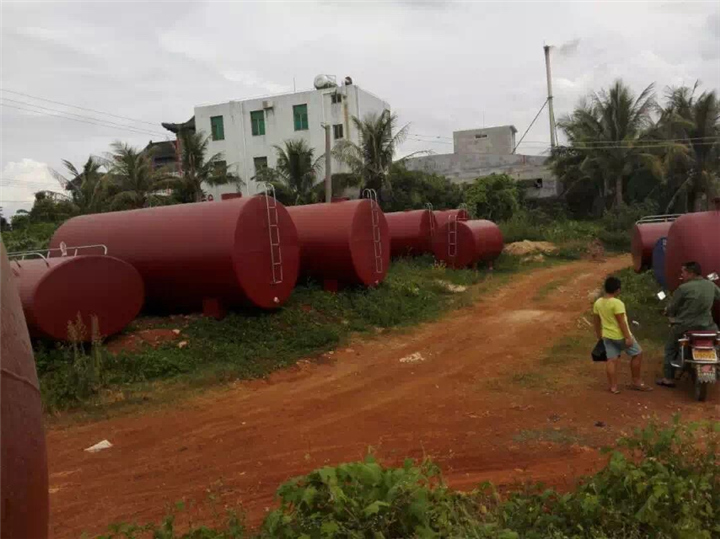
left=404, top=125, right=558, bottom=199
left=192, top=77, right=390, bottom=199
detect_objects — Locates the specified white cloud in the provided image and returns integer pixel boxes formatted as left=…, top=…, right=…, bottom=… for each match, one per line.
left=1, top=159, right=58, bottom=217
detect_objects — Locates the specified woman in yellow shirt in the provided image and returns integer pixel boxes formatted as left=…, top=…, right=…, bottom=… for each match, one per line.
left=593, top=276, right=652, bottom=394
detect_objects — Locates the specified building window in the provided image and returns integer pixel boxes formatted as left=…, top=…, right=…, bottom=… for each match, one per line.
left=253, top=156, right=268, bottom=174
left=250, top=110, right=265, bottom=136
left=293, top=104, right=309, bottom=131
left=210, top=116, right=225, bottom=141
left=331, top=93, right=343, bottom=104
left=333, top=124, right=344, bottom=139
left=474, top=134, right=488, bottom=139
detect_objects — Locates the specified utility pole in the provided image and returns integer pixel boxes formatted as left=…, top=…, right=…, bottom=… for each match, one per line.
left=543, top=45, right=557, bottom=148
left=324, top=124, right=332, bottom=202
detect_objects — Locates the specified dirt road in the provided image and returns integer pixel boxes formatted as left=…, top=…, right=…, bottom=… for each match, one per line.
left=47, top=257, right=719, bottom=538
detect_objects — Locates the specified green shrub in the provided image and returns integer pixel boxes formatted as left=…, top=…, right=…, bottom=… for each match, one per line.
left=464, top=173, right=520, bottom=221
left=0, top=221, right=60, bottom=252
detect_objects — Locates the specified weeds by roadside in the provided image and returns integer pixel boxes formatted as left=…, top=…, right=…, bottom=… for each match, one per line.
left=89, top=418, right=720, bottom=539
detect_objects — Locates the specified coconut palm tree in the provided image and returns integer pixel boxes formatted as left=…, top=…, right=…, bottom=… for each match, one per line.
left=557, top=80, right=660, bottom=208
left=262, top=139, right=323, bottom=206
left=50, top=156, right=105, bottom=214
left=103, top=142, right=172, bottom=210
left=658, top=83, right=720, bottom=212
left=173, top=130, right=240, bottom=202
left=333, top=110, right=409, bottom=197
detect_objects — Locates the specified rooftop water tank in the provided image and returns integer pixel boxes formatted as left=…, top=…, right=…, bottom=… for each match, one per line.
left=313, top=74, right=337, bottom=90
left=286, top=199, right=390, bottom=289
left=385, top=209, right=437, bottom=257
left=10, top=254, right=144, bottom=341
left=1, top=242, right=49, bottom=539
left=50, top=197, right=299, bottom=312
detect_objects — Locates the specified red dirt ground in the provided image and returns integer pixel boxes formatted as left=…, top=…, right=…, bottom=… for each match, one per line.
left=46, top=257, right=720, bottom=538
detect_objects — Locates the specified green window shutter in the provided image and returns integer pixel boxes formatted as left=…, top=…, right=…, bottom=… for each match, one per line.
left=333, top=124, right=344, bottom=139
left=293, top=104, right=308, bottom=131
left=250, top=110, right=265, bottom=136
left=210, top=116, right=225, bottom=141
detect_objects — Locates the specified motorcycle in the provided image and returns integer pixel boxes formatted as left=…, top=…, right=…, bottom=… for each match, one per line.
left=659, top=272, right=720, bottom=402
left=671, top=329, right=720, bottom=402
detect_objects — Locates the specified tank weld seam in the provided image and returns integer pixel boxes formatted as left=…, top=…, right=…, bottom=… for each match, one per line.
left=1, top=367, right=41, bottom=393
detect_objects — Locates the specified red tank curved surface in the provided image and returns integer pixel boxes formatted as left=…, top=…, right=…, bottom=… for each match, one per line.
left=1, top=242, right=49, bottom=539
left=287, top=200, right=390, bottom=287
left=50, top=197, right=299, bottom=311
left=433, top=209, right=469, bottom=226
left=631, top=221, right=672, bottom=272
left=385, top=209, right=437, bottom=257
left=12, top=255, right=144, bottom=341
left=665, top=210, right=720, bottom=292
left=432, top=219, right=504, bottom=269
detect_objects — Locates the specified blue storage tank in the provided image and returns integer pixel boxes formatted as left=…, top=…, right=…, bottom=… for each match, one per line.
left=652, top=237, right=668, bottom=289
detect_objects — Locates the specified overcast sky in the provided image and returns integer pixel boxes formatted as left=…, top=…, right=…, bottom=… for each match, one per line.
left=1, top=0, right=718, bottom=216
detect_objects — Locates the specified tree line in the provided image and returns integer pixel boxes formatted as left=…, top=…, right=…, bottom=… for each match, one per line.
left=5, top=79, right=718, bottom=233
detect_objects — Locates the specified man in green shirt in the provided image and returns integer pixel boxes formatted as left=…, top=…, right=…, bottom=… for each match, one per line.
left=657, top=261, right=720, bottom=388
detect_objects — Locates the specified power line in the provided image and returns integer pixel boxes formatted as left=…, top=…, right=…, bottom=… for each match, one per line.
left=0, top=102, right=170, bottom=139
left=0, top=88, right=162, bottom=127
left=513, top=99, right=549, bottom=153
left=1, top=97, right=168, bottom=137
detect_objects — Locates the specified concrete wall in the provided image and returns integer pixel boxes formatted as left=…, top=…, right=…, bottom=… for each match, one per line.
left=404, top=153, right=558, bottom=199
left=194, top=85, right=390, bottom=198
left=453, top=126, right=516, bottom=155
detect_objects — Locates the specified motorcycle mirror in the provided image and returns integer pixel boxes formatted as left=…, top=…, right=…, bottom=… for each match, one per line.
left=657, top=291, right=667, bottom=300
left=708, top=272, right=719, bottom=282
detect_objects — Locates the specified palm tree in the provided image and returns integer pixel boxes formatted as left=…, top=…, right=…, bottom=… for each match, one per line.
left=174, top=130, right=240, bottom=202
left=103, top=142, right=172, bottom=210
left=557, top=80, right=660, bottom=208
left=333, top=110, right=409, bottom=197
left=658, top=83, right=720, bottom=212
left=51, top=156, right=105, bottom=214
left=264, top=139, right=323, bottom=205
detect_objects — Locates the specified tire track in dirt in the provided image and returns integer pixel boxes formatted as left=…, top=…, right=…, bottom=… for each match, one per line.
left=46, top=256, right=719, bottom=538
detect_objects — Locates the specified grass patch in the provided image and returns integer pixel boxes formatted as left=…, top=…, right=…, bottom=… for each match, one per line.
left=533, top=279, right=564, bottom=301
left=510, top=371, right=549, bottom=389
left=513, top=427, right=581, bottom=445
left=38, top=255, right=516, bottom=415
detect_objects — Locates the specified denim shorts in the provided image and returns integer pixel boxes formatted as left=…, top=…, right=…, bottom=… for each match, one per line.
left=603, top=337, right=642, bottom=359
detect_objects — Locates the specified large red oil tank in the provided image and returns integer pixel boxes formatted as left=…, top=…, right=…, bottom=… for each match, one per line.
left=1, top=242, right=49, bottom=539
left=50, top=197, right=299, bottom=311
left=631, top=220, right=673, bottom=272
left=10, top=255, right=144, bottom=341
left=385, top=209, right=437, bottom=257
left=286, top=199, right=390, bottom=289
left=665, top=208, right=720, bottom=325
left=432, top=219, right=504, bottom=269
left=434, top=208, right=469, bottom=226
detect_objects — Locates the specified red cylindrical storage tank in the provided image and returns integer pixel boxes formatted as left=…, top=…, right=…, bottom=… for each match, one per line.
left=11, top=255, right=144, bottom=341
left=287, top=199, right=390, bottom=288
left=434, top=208, right=469, bottom=225
left=1, top=242, right=49, bottom=539
left=385, top=209, right=437, bottom=257
left=432, top=219, right=504, bottom=269
left=50, top=197, right=300, bottom=311
left=665, top=209, right=720, bottom=291
left=631, top=221, right=672, bottom=272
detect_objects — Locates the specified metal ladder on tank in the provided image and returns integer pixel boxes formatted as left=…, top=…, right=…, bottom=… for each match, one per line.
left=363, top=188, right=384, bottom=275
left=425, top=203, right=435, bottom=237
left=259, top=182, right=284, bottom=285
left=447, top=214, right=458, bottom=258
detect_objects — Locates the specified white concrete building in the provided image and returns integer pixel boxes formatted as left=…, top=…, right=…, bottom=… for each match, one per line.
left=194, top=80, right=390, bottom=199
left=404, top=125, right=559, bottom=199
